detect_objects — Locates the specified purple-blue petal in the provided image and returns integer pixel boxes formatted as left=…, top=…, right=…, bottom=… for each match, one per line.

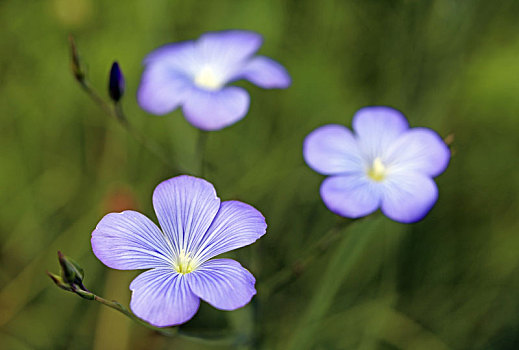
left=385, top=127, right=450, bottom=177
left=236, top=56, right=291, bottom=89
left=91, top=211, right=174, bottom=270
left=381, top=171, right=438, bottom=223
left=152, top=175, right=220, bottom=256
left=303, top=124, right=363, bottom=175
left=196, top=30, right=263, bottom=66
left=320, top=174, right=381, bottom=218
left=186, top=259, right=256, bottom=310
left=143, top=41, right=198, bottom=67
left=182, top=86, right=250, bottom=131
left=352, top=107, right=409, bottom=160
left=191, top=201, right=267, bottom=262
left=130, top=269, right=200, bottom=327
left=138, top=41, right=201, bottom=115
left=137, top=65, right=193, bottom=115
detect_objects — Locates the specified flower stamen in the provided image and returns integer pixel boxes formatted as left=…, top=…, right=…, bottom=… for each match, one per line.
left=194, top=66, right=223, bottom=91
left=368, top=157, right=386, bottom=182
left=173, top=250, right=197, bottom=274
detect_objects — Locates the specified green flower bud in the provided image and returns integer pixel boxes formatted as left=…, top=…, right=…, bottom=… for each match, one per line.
left=58, top=251, right=84, bottom=286
left=47, top=271, right=73, bottom=292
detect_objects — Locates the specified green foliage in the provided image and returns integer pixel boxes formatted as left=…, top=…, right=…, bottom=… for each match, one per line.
left=1, top=0, right=519, bottom=349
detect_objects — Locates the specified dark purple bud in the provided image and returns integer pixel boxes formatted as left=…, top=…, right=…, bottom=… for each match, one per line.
left=109, top=61, right=125, bottom=102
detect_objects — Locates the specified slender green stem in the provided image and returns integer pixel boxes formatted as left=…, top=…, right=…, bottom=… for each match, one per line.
left=73, top=64, right=182, bottom=173
left=79, top=80, right=113, bottom=117
left=49, top=251, right=238, bottom=343
left=113, top=103, right=180, bottom=171
left=96, top=295, right=178, bottom=336
left=113, top=101, right=129, bottom=126
left=68, top=284, right=177, bottom=336
left=51, top=278, right=236, bottom=342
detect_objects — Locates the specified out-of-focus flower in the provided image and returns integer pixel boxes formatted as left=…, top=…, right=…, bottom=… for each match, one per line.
left=91, top=175, right=266, bottom=326
left=303, top=107, right=450, bottom=223
left=137, top=30, right=291, bottom=131
left=109, top=61, right=125, bottom=102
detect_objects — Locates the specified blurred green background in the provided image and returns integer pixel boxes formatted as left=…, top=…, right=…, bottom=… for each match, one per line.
left=1, top=0, right=519, bottom=349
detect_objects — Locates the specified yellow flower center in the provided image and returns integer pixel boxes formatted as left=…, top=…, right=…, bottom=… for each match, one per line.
left=194, top=66, right=223, bottom=91
left=173, top=250, right=197, bottom=274
left=368, top=157, right=387, bottom=182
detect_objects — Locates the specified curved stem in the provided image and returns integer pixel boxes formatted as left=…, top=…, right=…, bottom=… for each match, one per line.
left=94, top=294, right=178, bottom=337
left=67, top=284, right=178, bottom=336
left=113, top=103, right=179, bottom=171
left=72, top=56, right=182, bottom=173
left=73, top=285, right=237, bottom=344
left=49, top=273, right=237, bottom=343
left=79, top=80, right=113, bottom=117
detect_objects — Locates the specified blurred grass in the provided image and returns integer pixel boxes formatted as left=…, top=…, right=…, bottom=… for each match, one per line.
left=1, top=0, right=519, bottom=349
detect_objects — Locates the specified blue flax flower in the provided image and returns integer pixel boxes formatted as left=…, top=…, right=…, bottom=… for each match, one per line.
left=138, top=30, right=291, bottom=131
left=91, top=175, right=266, bottom=326
left=303, top=106, right=450, bottom=223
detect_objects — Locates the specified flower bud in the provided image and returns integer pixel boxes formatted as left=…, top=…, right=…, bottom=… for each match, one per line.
left=58, top=251, right=84, bottom=286
left=108, top=61, right=125, bottom=102
left=47, top=271, right=73, bottom=291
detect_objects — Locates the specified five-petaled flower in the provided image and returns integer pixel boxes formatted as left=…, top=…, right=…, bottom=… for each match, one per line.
left=91, top=175, right=266, bottom=326
left=137, top=30, right=291, bottom=131
left=303, top=107, right=450, bottom=223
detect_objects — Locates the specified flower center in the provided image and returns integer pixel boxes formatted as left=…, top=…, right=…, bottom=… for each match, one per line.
left=194, top=66, right=223, bottom=91
left=173, top=250, right=197, bottom=274
left=367, top=157, right=387, bottom=182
